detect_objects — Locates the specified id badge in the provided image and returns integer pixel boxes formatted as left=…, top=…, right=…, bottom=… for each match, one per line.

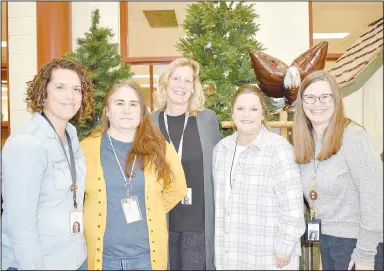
left=121, top=196, right=143, bottom=224
left=69, top=208, right=84, bottom=235
left=305, top=218, right=321, bottom=243
left=181, top=188, right=192, bottom=205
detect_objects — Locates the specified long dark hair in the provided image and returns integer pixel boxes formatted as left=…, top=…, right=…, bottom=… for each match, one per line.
left=92, top=79, right=174, bottom=187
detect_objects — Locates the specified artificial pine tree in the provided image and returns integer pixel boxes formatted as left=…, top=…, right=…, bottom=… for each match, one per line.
left=66, top=9, right=134, bottom=140
left=176, top=1, right=278, bottom=135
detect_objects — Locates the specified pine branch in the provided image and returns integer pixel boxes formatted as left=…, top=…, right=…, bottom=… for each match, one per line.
left=176, top=1, right=269, bottom=134
left=64, top=8, right=134, bottom=140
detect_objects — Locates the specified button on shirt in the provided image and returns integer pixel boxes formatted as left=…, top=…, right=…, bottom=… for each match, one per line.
left=81, top=135, right=187, bottom=270
left=225, top=144, right=247, bottom=207
left=1, top=113, right=87, bottom=270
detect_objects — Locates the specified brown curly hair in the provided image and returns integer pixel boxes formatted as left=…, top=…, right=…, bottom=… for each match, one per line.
left=25, top=58, right=95, bottom=123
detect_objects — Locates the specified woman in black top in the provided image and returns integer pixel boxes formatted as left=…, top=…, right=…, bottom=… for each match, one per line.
left=151, top=58, right=222, bottom=270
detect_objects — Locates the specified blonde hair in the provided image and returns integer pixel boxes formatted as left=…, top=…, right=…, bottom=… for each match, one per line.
left=153, top=58, right=205, bottom=116
left=231, top=85, right=271, bottom=131
left=292, top=70, right=351, bottom=163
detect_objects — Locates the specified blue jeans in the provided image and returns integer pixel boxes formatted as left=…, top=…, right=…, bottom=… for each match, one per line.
left=8, top=265, right=88, bottom=271
left=78, top=260, right=88, bottom=270
left=7, top=261, right=88, bottom=270
left=80, top=253, right=152, bottom=270
left=320, top=234, right=383, bottom=270
left=103, top=253, right=152, bottom=270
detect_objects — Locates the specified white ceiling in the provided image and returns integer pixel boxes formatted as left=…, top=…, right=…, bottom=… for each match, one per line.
left=312, top=2, right=383, bottom=53
left=127, top=2, right=189, bottom=58
left=127, top=2, right=190, bottom=83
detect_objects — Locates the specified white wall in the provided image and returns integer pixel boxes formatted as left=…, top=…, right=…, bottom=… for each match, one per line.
left=250, top=2, right=310, bottom=136
left=72, top=2, right=120, bottom=51
left=253, top=2, right=310, bottom=65
left=8, top=2, right=36, bottom=132
left=363, top=66, right=383, bottom=153
left=343, top=66, right=383, bottom=153
left=343, top=88, right=364, bottom=125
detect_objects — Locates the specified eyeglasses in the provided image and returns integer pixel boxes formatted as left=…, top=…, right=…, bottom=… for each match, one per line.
left=303, top=94, right=333, bottom=104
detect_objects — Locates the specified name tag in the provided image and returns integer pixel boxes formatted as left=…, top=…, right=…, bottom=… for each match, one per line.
left=181, top=188, right=192, bottom=205
left=70, top=209, right=84, bottom=235
left=121, top=197, right=143, bottom=224
left=305, top=218, right=321, bottom=243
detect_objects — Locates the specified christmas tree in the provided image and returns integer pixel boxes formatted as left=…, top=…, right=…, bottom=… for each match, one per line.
left=176, top=1, right=278, bottom=135
left=66, top=9, right=134, bottom=140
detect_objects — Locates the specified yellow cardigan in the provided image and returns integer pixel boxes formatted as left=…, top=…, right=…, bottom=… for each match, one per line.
left=80, top=134, right=187, bottom=270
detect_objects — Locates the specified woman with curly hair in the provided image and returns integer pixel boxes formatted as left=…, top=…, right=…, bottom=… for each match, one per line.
left=79, top=79, right=187, bottom=270
left=1, top=58, right=94, bottom=270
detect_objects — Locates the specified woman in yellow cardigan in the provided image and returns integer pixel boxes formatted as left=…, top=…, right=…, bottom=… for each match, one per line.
left=79, top=79, right=187, bottom=270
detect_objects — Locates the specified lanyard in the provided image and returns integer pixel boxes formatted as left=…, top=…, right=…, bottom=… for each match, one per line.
left=163, top=112, right=189, bottom=160
left=309, top=151, right=321, bottom=219
left=229, top=141, right=238, bottom=190
left=40, top=112, right=78, bottom=209
left=107, top=133, right=136, bottom=199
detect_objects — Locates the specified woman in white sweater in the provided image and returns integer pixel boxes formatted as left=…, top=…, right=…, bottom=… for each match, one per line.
left=213, top=85, right=305, bottom=270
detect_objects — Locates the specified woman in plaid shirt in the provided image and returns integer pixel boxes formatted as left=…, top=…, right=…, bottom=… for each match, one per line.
left=213, top=86, right=305, bottom=270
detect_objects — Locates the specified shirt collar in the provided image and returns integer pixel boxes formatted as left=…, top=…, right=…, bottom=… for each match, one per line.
left=32, top=112, right=75, bottom=140
left=223, top=125, right=270, bottom=151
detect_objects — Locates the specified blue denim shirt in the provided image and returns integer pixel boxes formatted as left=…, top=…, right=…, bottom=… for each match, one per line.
left=1, top=113, right=87, bottom=270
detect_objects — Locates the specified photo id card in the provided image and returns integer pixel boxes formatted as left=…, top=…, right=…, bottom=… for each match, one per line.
left=305, top=218, right=321, bottom=243
left=69, top=209, right=84, bottom=235
left=121, top=196, right=143, bottom=224
left=181, top=188, right=192, bottom=205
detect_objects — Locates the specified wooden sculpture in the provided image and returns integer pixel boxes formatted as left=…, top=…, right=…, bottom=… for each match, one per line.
left=249, top=41, right=328, bottom=107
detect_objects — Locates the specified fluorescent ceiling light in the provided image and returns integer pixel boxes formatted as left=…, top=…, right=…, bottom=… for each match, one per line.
left=1, top=41, right=6, bottom=47
left=313, top=33, right=350, bottom=39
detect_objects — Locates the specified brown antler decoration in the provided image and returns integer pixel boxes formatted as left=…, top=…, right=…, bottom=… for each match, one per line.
left=250, top=41, right=328, bottom=105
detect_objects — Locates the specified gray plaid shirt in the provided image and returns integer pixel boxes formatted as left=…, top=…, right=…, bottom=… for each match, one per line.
left=213, top=126, right=305, bottom=270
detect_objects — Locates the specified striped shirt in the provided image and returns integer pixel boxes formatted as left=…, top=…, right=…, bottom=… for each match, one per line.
left=213, top=126, right=305, bottom=270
